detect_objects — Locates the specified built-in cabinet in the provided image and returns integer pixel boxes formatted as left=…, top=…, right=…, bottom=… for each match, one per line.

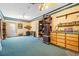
left=57, top=33, right=66, bottom=48
left=50, top=32, right=57, bottom=45
left=66, top=34, right=79, bottom=51
left=50, top=32, right=79, bottom=52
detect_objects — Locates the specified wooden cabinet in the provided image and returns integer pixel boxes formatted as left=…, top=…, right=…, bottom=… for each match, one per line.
left=66, top=45, right=78, bottom=52
left=57, top=33, right=65, bottom=47
left=50, top=33, right=66, bottom=47
left=57, top=33, right=66, bottom=47
left=50, top=33, right=57, bottom=45
left=50, top=32, right=79, bottom=52
left=66, top=34, right=79, bottom=52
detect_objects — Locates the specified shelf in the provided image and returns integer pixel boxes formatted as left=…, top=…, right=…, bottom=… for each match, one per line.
left=58, top=21, right=79, bottom=27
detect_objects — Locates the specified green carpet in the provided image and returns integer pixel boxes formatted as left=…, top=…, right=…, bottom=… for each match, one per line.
left=0, top=36, right=68, bottom=56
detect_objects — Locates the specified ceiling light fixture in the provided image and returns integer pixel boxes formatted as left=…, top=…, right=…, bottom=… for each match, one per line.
left=39, top=3, right=56, bottom=11
left=39, top=3, right=47, bottom=11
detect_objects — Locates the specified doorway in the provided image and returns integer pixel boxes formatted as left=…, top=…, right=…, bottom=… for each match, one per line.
left=6, top=22, right=16, bottom=37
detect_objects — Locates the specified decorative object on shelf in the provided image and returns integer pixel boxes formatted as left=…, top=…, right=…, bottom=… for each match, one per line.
left=18, top=23, right=23, bottom=29
left=64, top=28, right=73, bottom=32
left=58, top=21, right=79, bottom=27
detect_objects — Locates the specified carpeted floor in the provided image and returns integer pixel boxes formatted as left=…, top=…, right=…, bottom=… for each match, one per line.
left=0, top=36, right=68, bottom=56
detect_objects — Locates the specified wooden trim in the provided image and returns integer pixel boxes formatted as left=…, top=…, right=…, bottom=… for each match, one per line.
left=57, top=41, right=65, bottom=44
left=50, top=3, right=79, bottom=15
left=66, top=44, right=78, bottom=47
left=57, top=38, right=65, bottom=39
left=67, top=39, right=78, bottom=42
left=65, top=33, right=66, bottom=48
left=56, top=11, right=79, bottom=18
left=56, top=32, right=57, bottom=44
left=66, top=36, right=78, bottom=38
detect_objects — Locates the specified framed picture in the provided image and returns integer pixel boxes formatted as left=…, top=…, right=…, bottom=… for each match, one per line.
left=18, top=23, right=23, bottom=29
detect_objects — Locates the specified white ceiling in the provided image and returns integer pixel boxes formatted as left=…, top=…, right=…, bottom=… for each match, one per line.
left=0, top=3, right=68, bottom=21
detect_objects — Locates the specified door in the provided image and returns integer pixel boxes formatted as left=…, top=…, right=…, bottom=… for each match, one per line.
left=6, top=23, right=16, bottom=37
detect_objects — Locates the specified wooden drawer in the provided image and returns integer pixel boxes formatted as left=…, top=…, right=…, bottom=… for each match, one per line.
left=57, top=33, right=65, bottom=36
left=66, top=40, right=78, bottom=46
left=52, top=33, right=57, bottom=35
left=57, top=42, right=65, bottom=47
left=50, top=33, right=57, bottom=36
left=66, top=44, right=79, bottom=52
left=66, top=36, right=78, bottom=41
left=50, top=36, right=57, bottom=40
left=57, top=36, right=65, bottom=39
left=52, top=36, right=57, bottom=38
left=51, top=38, right=57, bottom=41
left=50, top=40, right=57, bottom=45
left=57, top=38, right=65, bottom=43
left=66, top=34, right=78, bottom=38
left=50, top=36, right=56, bottom=39
left=50, top=35, right=56, bottom=37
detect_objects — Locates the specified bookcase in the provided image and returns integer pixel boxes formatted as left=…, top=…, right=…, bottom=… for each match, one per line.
left=39, top=20, right=44, bottom=37
left=39, top=15, right=52, bottom=44
left=2, top=22, right=6, bottom=39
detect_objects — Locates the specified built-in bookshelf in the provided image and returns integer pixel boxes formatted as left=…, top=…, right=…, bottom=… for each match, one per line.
left=39, top=20, right=44, bottom=37
left=39, top=15, right=52, bottom=44
left=2, top=22, right=6, bottom=39
left=58, top=21, right=79, bottom=27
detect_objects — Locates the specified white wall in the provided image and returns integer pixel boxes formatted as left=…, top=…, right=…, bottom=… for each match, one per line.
left=31, top=20, right=39, bottom=37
